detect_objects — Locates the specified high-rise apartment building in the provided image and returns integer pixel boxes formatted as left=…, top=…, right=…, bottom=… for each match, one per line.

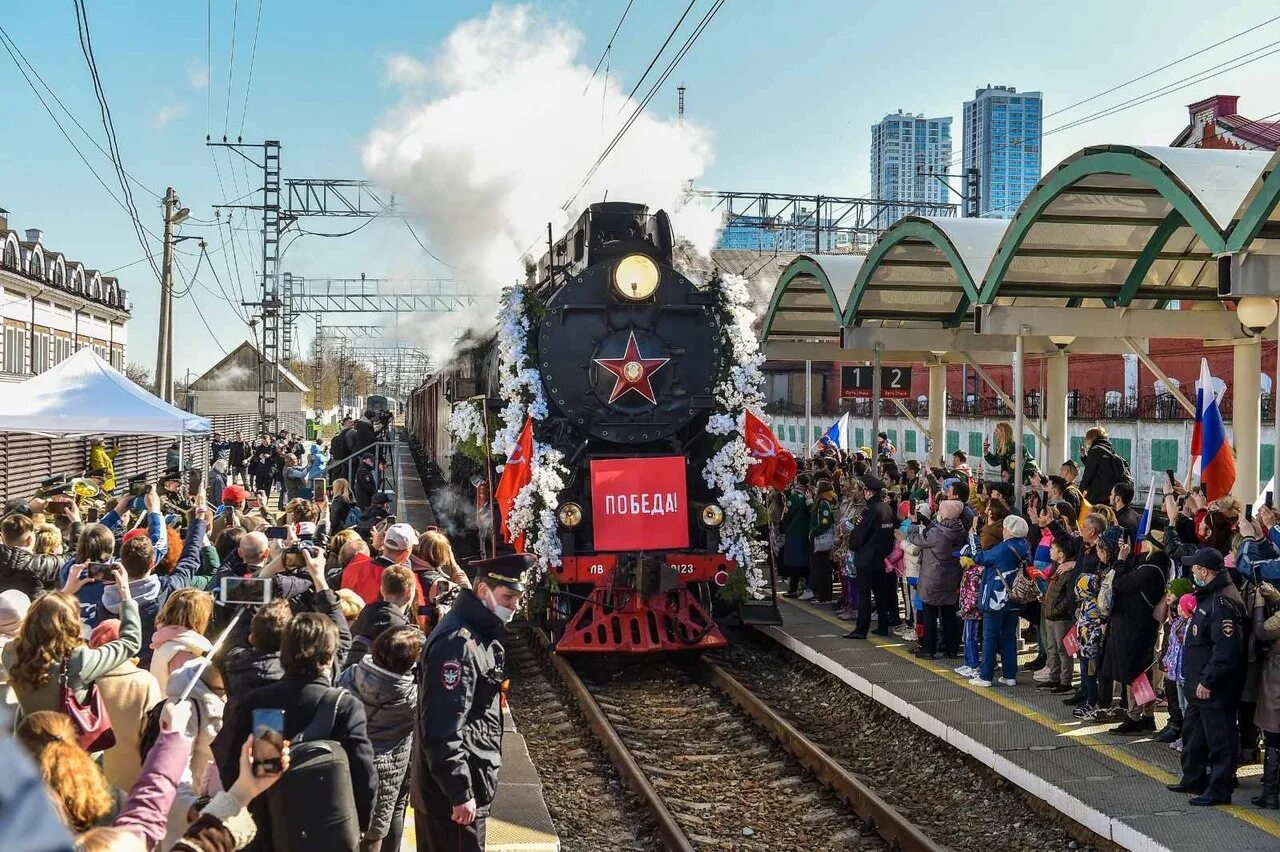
left=869, top=111, right=952, bottom=228
left=962, top=85, right=1042, bottom=218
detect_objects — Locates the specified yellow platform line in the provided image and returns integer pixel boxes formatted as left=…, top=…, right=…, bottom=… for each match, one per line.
left=779, top=598, right=1280, bottom=840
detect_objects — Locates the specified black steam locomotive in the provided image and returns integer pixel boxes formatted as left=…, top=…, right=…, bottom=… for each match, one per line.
left=409, top=202, right=750, bottom=652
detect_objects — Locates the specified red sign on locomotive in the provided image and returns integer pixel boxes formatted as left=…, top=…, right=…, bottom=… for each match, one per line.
left=589, top=456, right=689, bottom=551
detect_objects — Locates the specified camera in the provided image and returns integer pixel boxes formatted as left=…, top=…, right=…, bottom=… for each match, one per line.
left=284, top=543, right=321, bottom=569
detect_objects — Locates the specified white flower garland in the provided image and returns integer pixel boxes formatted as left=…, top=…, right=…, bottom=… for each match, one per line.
left=702, top=272, right=768, bottom=593
left=446, top=399, right=485, bottom=444
left=492, top=284, right=566, bottom=575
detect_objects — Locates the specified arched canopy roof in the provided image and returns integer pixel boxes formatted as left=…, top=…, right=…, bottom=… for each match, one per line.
left=843, top=216, right=1004, bottom=328
left=1227, top=149, right=1280, bottom=254
left=760, top=254, right=863, bottom=342
left=979, top=145, right=1273, bottom=305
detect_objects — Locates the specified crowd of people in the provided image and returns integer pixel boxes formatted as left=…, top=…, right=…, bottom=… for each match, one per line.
left=0, top=425, right=523, bottom=852
left=776, top=423, right=1280, bottom=809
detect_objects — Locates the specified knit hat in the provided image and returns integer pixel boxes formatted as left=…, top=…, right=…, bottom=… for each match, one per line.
left=915, top=504, right=933, bottom=523
left=1178, top=593, right=1197, bottom=619
left=938, top=500, right=964, bottom=521
left=1167, top=577, right=1193, bottom=598
left=89, top=618, right=121, bottom=649
left=0, top=589, right=30, bottom=635
left=1003, top=515, right=1030, bottom=538
left=122, top=527, right=148, bottom=545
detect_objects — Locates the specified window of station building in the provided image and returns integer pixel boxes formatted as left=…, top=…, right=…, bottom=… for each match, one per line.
left=1150, top=439, right=1180, bottom=474
left=53, top=335, right=72, bottom=365
left=904, top=430, right=917, bottom=453
left=1263, top=445, right=1275, bottom=484
left=968, top=431, right=983, bottom=459
left=946, top=429, right=960, bottom=454
left=3, top=325, right=26, bottom=373
left=31, top=331, right=50, bottom=374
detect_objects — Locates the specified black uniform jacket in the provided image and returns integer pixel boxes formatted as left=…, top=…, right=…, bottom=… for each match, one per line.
left=1182, top=570, right=1247, bottom=709
left=411, top=588, right=506, bottom=810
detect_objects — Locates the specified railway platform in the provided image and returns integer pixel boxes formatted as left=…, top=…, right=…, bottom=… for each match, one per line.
left=766, top=597, right=1280, bottom=852
left=392, top=440, right=560, bottom=852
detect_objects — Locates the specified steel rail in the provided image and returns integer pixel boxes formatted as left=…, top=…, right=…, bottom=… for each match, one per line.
left=543, top=648, right=695, bottom=852
left=698, top=657, right=950, bottom=852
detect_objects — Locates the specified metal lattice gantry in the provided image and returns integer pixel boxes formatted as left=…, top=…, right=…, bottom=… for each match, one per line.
left=687, top=189, right=958, bottom=246
left=282, top=274, right=485, bottom=314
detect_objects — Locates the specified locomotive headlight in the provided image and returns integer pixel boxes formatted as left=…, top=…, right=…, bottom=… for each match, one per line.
left=701, top=503, right=725, bottom=528
left=557, top=502, right=584, bottom=528
left=613, top=254, right=660, bottom=300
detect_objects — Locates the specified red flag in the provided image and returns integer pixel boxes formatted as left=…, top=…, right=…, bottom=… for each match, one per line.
left=743, top=411, right=797, bottom=490
left=495, top=417, right=533, bottom=552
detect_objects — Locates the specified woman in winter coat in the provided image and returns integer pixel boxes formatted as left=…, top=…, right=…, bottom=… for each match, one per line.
left=167, top=659, right=227, bottom=799
left=337, top=625, right=425, bottom=852
left=908, top=499, right=967, bottom=659
left=805, top=480, right=837, bottom=603
left=3, top=571, right=140, bottom=716
left=1098, top=535, right=1168, bottom=733
left=780, top=475, right=812, bottom=597
left=149, top=588, right=214, bottom=694
left=208, top=460, right=229, bottom=509
left=88, top=619, right=164, bottom=791
left=968, top=514, right=1031, bottom=688
left=0, top=589, right=31, bottom=720
left=983, top=421, right=1034, bottom=481
left=283, top=455, right=306, bottom=503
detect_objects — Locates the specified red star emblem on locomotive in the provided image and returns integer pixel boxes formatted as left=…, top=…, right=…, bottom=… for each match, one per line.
left=593, top=331, right=670, bottom=405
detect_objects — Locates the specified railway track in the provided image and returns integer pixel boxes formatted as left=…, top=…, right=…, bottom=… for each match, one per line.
left=536, top=631, right=945, bottom=852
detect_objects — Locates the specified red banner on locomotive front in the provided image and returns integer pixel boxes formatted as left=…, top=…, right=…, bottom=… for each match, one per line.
left=589, top=456, right=689, bottom=551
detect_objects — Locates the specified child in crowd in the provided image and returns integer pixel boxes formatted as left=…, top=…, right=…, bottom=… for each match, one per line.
left=1037, top=536, right=1077, bottom=694
left=955, top=540, right=984, bottom=678
left=1159, top=590, right=1197, bottom=751
left=0, top=589, right=31, bottom=724
left=34, top=524, right=63, bottom=558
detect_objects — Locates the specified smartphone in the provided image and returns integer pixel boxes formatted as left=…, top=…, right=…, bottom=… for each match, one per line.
left=219, top=576, right=272, bottom=605
left=246, top=495, right=260, bottom=509
left=265, top=526, right=288, bottom=540
left=85, top=505, right=100, bottom=523
left=312, top=478, right=326, bottom=501
left=187, top=469, right=203, bottom=498
left=1267, top=491, right=1274, bottom=509
left=251, top=709, right=285, bottom=776
left=129, top=479, right=149, bottom=497
left=84, top=561, right=116, bottom=581
left=1165, top=469, right=1176, bottom=486
left=1246, top=504, right=1255, bottom=521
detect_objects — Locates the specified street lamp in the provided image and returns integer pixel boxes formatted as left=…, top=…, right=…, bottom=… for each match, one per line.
left=1237, top=297, right=1278, bottom=337
left=1049, top=335, right=1076, bottom=351
left=172, top=207, right=191, bottom=226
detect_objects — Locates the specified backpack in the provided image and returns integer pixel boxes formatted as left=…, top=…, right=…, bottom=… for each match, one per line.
left=342, top=505, right=363, bottom=530
left=1097, top=567, right=1116, bottom=620
left=268, top=689, right=361, bottom=852
left=1106, top=450, right=1133, bottom=487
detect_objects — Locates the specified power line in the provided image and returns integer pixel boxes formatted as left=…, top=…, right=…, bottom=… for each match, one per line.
left=622, top=0, right=697, bottom=107
left=0, top=25, right=162, bottom=202
left=403, top=220, right=454, bottom=268
left=223, top=0, right=240, bottom=139
left=584, top=0, right=635, bottom=94
left=565, top=0, right=726, bottom=210
left=72, top=0, right=162, bottom=284
left=237, top=0, right=264, bottom=137
left=205, top=0, right=212, bottom=138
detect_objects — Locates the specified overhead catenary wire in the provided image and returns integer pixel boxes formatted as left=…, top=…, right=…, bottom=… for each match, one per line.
left=223, top=0, right=240, bottom=139
left=564, top=0, right=726, bottom=211
left=621, top=0, right=698, bottom=108
left=402, top=221, right=454, bottom=268
left=72, top=0, right=162, bottom=284
left=583, top=0, right=635, bottom=94
left=237, top=0, right=264, bottom=137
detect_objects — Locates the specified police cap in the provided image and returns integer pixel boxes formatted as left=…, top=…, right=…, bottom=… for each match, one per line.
left=473, top=553, right=536, bottom=593
left=1180, top=546, right=1224, bottom=572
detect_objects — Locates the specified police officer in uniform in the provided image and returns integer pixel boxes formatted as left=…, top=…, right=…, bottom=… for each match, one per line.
left=844, top=475, right=897, bottom=640
left=411, top=553, right=532, bottom=852
left=1167, top=546, right=1248, bottom=805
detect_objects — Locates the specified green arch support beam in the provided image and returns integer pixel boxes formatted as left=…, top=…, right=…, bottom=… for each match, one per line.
left=759, top=256, right=847, bottom=341
left=1116, top=210, right=1186, bottom=306
left=841, top=219, right=982, bottom=329
left=1227, top=156, right=1280, bottom=253
left=978, top=150, right=1228, bottom=304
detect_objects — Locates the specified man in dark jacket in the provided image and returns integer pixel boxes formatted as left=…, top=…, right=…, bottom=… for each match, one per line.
left=1111, top=482, right=1141, bottom=544
left=1079, top=429, right=1129, bottom=506
left=228, top=431, right=250, bottom=485
left=0, top=513, right=62, bottom=596
left=354, top=454, right=379, bottom=508
left=1167, top=547, right=1248, bottom=806
left=214, top=611, right=377, bottom=850
left=844, top=476, right=898, bottom=640
left=411, top=555, right=530, bottom=852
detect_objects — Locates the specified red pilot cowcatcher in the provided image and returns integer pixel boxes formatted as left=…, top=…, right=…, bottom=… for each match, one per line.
left=592, top=331, right=669, bottom=405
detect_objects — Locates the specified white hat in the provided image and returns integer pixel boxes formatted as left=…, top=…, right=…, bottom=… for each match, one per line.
left=383, top=523, right=419, bottom=551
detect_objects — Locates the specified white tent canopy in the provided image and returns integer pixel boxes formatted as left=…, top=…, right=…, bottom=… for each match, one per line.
left=0, top=349, right=212, bottom=437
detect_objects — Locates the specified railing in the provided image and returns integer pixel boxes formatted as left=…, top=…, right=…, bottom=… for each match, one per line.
left=764, top=393, right=1275, bottom=423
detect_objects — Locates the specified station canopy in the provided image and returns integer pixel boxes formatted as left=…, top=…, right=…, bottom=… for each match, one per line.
left=0, top=348, right=212, bottom=437
left=760, top=144, right=1280, bottom=354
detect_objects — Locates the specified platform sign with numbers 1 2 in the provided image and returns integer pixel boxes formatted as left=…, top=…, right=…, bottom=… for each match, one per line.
left=840, top=365, right=912, bottom=399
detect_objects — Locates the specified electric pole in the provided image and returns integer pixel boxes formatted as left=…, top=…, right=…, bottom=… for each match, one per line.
left=155, top=188, right=175, bottom=402
left=155, top=188, right=190, bottom=403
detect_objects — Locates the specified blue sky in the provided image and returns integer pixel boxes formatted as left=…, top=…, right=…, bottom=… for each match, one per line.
left=3, top=0, right=1278, bottom=376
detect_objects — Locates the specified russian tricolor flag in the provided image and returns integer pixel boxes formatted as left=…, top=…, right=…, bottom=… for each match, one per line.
left=815, top=412, right=850, bottom=452
left=1191, top=358, right=1236, bottom=501
left=1137, top=475, right=1158, bottom=540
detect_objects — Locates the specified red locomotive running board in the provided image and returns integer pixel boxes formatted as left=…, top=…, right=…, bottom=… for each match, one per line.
left=553, top=553, right=729, bottom=585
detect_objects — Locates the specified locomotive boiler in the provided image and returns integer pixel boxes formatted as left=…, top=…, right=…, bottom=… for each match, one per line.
left=411, top=202, right=752, bottom=653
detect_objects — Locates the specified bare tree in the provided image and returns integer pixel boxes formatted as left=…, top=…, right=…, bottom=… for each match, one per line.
left=124, top=362, right=153, bottom=389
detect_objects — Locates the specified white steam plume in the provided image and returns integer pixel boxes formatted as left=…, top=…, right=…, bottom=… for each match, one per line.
left=362, top=4, right=718, bottom=362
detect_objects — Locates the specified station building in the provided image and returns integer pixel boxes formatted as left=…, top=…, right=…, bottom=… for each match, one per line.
left=0, top=212, right=129, bottom=381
